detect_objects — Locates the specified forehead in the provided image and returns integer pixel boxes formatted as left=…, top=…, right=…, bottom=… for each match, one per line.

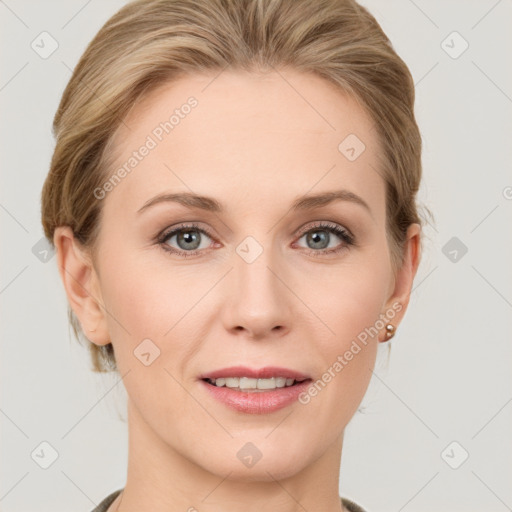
left=104, top=69, right=384, bottom=215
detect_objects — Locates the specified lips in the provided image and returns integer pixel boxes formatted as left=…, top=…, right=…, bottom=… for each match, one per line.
left=199, top=377, right=313, bottom=414
left=198, top=365, right=311, bottom=381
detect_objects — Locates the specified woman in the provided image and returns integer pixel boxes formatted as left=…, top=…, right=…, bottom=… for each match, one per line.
left=41, top=0, right=424, bottom=510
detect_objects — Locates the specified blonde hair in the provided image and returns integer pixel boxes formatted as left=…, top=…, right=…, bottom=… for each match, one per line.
left=41, top=0, right=426, bottom=373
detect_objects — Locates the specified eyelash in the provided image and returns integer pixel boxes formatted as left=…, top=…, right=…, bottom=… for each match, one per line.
left=156, top=221, right=355, bottom=258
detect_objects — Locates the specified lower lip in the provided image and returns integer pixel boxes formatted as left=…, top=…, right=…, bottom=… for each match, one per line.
left=199, top=379, right=312, bottom=414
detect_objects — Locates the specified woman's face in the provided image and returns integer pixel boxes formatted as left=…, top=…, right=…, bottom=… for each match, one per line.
left=65, top=69, right=418, bottom=480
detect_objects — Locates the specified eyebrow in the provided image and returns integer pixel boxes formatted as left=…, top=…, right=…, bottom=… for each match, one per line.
left=137, top=189, right=371, bottom=215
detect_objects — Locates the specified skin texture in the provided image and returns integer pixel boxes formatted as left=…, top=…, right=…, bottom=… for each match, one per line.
left=55, top=69, right=421, bottom=512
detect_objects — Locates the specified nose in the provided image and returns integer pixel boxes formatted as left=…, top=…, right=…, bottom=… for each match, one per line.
left=220, top=240, right=293, bottom=340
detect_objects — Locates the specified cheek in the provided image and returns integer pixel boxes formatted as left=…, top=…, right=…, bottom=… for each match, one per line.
left=309, top=256, right=391, bottom=345
left=98, top=256, right=198, bottom=421
left=99, top=252, right=181, bottom=335
left=302, top=256, right=390, bottom=412
left=98, top=252, right=211, bottom=382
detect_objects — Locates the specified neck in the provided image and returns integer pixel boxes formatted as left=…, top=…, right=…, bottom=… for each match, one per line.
left=115, top=399, right=347, bottom=512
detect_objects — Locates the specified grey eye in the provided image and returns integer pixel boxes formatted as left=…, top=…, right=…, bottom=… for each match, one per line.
left=163, top=228, right=212, bottom=252
left=304, top=230, right=331, bottom=249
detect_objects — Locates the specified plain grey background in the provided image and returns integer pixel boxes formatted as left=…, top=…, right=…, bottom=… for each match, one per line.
left=1, top=1, right=511, bottom=511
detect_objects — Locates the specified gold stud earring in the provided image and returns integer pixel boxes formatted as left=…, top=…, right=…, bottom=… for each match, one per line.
left=384, top=323, right=395, bottom=341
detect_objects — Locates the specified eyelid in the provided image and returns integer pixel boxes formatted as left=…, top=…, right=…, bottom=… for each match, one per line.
left=157, top=222, right=219, bottom=254
left=158, top=222, right=215, bottom=240
left=296, top=220, right=351, bottom=236
left=296, top=220, right=354, bottom=243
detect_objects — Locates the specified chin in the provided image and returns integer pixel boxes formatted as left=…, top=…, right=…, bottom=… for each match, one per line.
left=212, top=459, right=305, bottom=483
left=192, top=436, right=313, bottom=482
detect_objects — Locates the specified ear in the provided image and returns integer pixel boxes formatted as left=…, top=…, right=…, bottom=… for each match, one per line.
left=53, top=226, right=110, bottom=346
left=379, top=223, right=422, bottom=341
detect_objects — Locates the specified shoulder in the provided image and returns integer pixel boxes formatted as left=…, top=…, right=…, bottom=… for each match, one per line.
left=341, top=495, right=369, bottom=512
left=89, top=489, right=123, bottom=512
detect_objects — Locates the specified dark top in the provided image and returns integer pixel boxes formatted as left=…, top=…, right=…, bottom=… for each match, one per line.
left=90, top=488, right=368, bottom=512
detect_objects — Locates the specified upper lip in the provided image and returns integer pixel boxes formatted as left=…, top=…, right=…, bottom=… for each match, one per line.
left=199, top=366, right=311, bottom=381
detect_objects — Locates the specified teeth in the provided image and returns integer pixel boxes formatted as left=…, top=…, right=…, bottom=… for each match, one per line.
left=239, top=377, right=258, bottom=389
left=257, top=377, right=276, bottom=390
left=225, top=377, right=239, bottom=388
left=207, top=376, right=298, bottom=390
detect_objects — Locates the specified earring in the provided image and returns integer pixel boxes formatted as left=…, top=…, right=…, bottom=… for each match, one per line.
left=384, top=323, right=395, bottom=341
